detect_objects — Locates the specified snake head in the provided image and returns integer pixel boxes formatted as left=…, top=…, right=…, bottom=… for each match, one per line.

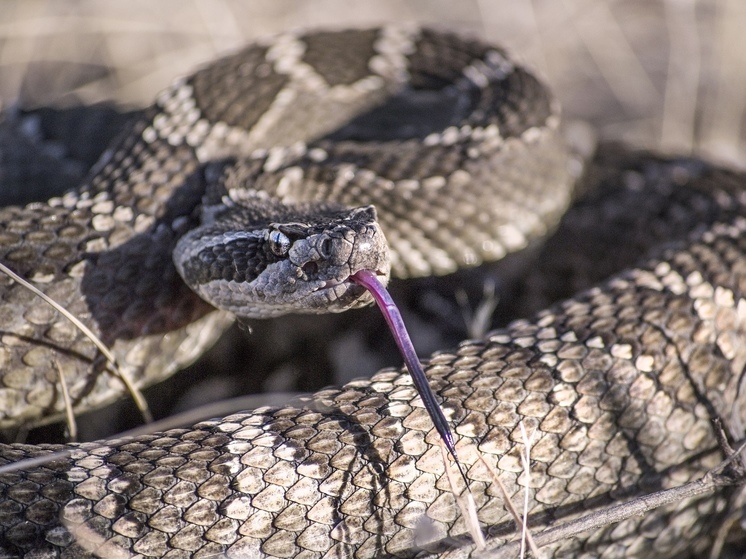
left=173, top=203, right=391, bottom=319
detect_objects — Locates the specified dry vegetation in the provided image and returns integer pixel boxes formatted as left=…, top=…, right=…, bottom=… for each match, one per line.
left=1, top=0, right=743, bottom=163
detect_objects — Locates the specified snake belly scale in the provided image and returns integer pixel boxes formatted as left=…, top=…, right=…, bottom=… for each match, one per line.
left=0, top=26, right=745, bottom=558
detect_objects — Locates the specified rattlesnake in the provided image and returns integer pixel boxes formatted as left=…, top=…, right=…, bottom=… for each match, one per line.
left=0, top=26, right=745, bottom=558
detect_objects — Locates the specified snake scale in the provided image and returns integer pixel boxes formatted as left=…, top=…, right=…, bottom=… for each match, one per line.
left=0, top=26, right=745, bottom=558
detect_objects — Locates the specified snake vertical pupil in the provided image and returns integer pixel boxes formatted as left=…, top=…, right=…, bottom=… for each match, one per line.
left=268, top=230, right=291, bottom=256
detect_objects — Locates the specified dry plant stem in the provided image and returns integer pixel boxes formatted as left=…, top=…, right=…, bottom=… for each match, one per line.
left=456, top=279, right=499, bottom=339
left=0, top=392, right=305, bottom=475
left=470, top=444, right=746, bottom=559
left=466, top=478, right=729, bottom=559
left=525, top=473, right=737, bottom=551
left=710, top=428, right=746, bottom=551
left=0, top=451, right=71, bottom=475
left=440, top=441, right=486, bottom=551
left=518, top=421, right=540, bottom=559
left=709, top=506, right=745, bottom=559
left=660, top=0, right=700, bottom=154
left=0, top=261, right=152, bottom=424
left=475, top=448, right=541, bottom=556
left=54, top=360, right=78, bottom=441
left=116, top=392, right=305, bottom=438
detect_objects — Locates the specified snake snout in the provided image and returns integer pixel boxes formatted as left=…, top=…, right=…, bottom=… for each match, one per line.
left=347, top=222, right=391, bottom=281
left=318, top=233, right=354, bottom=267
left=285, top=210, right=391, bottom=314
left=291, top=205, right=391, bottom=284
left=318, top=237, right=333, bottom=260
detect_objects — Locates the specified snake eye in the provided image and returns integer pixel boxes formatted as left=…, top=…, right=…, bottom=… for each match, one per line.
left=268, top=229, right=291, bottom=256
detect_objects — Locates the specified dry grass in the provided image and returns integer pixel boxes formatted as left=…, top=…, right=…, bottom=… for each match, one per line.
left=0, top=0, right=743, bottom=165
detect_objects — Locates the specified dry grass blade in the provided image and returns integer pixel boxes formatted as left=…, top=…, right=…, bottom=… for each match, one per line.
left=709, top=438, right=746, bottom=558
left=0, top=450, right=71, bottom=475
left=439, top=440, right=485, bottom=551
left=472, top=447, right=541, bottom=557
left=700, top=0, right=746, bottom=165
left=518, top=421, right=541, bottom=559
left=0, top=393, right=304, bottom=476
left=0, top=261, right=152, bottom=424
left=456, top=279, right=499, bottom=340
left=116, top=392, right=305, bottom=438
left=560, top=0, right=657, bottom=114
left=54, top=360, right=77, bottom=442
left=660, top=0, right=700, bottom=154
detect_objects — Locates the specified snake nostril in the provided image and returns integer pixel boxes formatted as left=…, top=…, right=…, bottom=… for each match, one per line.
left=302, top=261, right=319, bottom=277
left=319, top=238, right=333, bottom=259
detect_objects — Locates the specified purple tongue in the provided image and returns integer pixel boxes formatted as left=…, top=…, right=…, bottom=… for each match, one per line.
left=351, top=270, right=462, bottom=468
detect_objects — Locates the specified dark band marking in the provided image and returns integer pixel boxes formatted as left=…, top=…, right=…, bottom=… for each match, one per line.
left=189, top=45, right=290, bottom=131
left=407, top=29, right=494, bottom=90
left=476, top=67, right=554, bottom=136
left=302, top=29, right=379, bottom=87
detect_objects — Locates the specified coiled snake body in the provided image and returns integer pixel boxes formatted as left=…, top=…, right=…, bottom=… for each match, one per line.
left=0, top=27, right=745, bottom=558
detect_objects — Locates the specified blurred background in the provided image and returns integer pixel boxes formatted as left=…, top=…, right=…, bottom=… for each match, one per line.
left=1, top=0, right=744, bottom=165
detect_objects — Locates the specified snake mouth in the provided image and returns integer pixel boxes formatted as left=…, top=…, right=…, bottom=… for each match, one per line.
left=322, top=278, right=348, bottom=289
left=317, top=269, right=389, bottom=309
left=321, top=268, right=388, bottom=290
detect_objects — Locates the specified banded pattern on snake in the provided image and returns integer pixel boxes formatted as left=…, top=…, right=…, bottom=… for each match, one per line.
left=0, top=26, right=745, bottom=558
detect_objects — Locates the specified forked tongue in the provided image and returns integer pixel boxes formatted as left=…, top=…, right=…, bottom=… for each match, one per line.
left=351, top=270, right=467, bottom=482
